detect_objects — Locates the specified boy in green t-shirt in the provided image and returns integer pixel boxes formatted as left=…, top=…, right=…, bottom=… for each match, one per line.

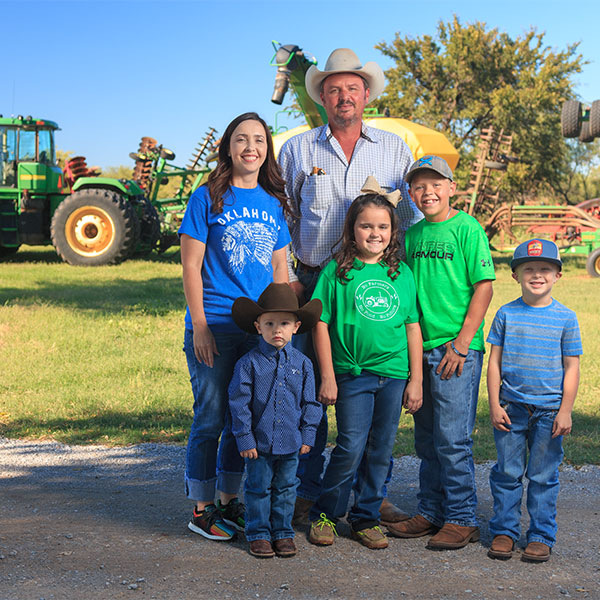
left=386, top=155, right=495, bottom=550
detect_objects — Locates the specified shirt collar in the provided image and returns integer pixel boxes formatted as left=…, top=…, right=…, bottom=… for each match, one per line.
left=258, top=337, right=291, bottom=360
left=318, top=122, right=376, bottom=144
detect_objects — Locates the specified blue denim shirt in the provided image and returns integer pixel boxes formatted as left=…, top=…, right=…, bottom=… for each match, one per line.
left=228, top=338, right=321, bottom=454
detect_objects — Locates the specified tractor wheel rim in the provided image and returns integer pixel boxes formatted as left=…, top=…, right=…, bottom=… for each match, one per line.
left=65, top=206, right=116, bottom=257
left=595, top=255, right=600, bottom=275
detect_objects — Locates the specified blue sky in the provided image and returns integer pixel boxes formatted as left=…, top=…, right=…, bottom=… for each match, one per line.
left=3, top=0, right=599, bottom=169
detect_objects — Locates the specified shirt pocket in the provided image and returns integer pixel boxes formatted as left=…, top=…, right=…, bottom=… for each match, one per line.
left=300, top=174, right=335, bottom=220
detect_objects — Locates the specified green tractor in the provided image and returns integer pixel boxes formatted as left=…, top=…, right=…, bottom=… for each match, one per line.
left=0, top=115, right=214, bottom=265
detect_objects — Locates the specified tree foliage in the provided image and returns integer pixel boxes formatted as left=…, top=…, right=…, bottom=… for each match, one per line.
left=376, top=16, right=587, bottom=203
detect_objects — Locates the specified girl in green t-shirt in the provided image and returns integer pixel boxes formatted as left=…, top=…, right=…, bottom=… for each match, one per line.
left=307, top=191, right=424, bottom=550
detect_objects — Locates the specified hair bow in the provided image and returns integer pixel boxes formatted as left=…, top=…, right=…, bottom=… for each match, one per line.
left=360, top=176, right=402, bottom=207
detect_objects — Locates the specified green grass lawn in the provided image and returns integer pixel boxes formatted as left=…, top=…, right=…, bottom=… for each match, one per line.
left=1, top=247, right=599, bottom=464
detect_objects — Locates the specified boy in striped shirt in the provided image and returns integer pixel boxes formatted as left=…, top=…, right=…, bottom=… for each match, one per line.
left=486, top=239, right=582, bottom=563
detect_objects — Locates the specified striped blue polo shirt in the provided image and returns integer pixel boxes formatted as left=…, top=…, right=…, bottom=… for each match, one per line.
left=487, top=297, right=582, bottom=409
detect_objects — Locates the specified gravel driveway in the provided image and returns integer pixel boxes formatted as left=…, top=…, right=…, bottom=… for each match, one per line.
left=1, top=438, right=598, bottom=600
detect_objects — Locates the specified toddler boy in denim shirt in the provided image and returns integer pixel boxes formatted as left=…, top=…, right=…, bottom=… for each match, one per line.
left=229, top=283, right=322, bottom=558
left=486, top=239, right=582, bottom=563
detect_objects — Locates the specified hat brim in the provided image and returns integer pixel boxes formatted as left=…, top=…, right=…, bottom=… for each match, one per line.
left=405, top=166, right=453, bottom=184
left=232, top=297, right=323, bottom=335
left=305, top=61, right=385, bottom=107
left=510, top=257, right=562, bottom=271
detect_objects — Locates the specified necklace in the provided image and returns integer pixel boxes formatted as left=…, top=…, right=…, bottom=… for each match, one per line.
left=445, top=207, right=453, bottom=220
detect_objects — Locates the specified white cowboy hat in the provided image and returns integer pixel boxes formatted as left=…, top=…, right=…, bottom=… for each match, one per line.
left=305, top=48, right=385, bottom=106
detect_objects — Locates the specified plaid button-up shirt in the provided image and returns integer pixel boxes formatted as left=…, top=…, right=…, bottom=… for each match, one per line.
left=278, top=123, right=422, bottom=275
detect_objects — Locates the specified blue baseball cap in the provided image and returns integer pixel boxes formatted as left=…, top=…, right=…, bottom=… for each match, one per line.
left=405, top=155, right=454, bottom=184
left=511, top=239, right=562, bottom=271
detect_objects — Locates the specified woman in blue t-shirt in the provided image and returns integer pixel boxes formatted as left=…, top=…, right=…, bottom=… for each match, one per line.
left=179, top=112, right=291, bottom=541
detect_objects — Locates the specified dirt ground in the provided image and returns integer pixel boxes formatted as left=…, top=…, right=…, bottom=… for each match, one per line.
left=1, top=440, right=599, bottom=600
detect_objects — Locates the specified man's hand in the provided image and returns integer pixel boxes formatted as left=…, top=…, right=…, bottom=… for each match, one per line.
left=289, top=280, right=305, bottom=303
left=299, top=444, right=311, bottom=455
left=489, top=403, right=511, bottom=432
left=436, top=341, right=466, bottom=379
left=552, top=410, right=572, bottom=438
left=240, top=448, right=258, bottom=459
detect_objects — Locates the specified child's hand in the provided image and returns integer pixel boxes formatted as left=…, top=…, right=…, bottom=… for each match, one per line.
left=240, top=448, right=258, bottom=459
left=299, top=444, right=311, bottom=455
left=437, top=342, right=466, bottom=379
left=489, top=403, right=511, bottom=432
left=403, top=379, right=423, bottom=415
left=318, top=376, right=338, bottom=406
left=552, top=410, right=572, bottom=438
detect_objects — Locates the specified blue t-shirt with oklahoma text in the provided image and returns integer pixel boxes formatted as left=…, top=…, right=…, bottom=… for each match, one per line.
left=179, top=184, right=290, bottom=332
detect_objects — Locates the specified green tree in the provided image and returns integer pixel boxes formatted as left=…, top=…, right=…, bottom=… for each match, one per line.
left=554, top=139, right=600, bottom=204
left=376, top=16, right=586, bottom=204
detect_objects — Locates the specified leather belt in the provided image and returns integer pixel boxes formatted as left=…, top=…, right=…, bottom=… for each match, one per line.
left=296, top=261, right=321, bottom=273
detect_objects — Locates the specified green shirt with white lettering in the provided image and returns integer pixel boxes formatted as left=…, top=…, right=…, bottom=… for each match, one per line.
left=405, top=211, right=495, bottom=352
left=312, top=259, right=419, bottom=378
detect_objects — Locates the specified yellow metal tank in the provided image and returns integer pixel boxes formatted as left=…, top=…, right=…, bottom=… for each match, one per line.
left=273, top=117, right=459, bottom=170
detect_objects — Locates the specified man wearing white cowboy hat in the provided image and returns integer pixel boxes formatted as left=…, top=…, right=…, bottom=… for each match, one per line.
left=278, top=47, right=422, bottom=526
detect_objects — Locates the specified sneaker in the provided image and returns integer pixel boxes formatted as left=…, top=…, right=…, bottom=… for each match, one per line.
left=216, top=498, right=245, bottom=532
left=308, top=513, right=338, bottom=546
left=351, top=525, right=389, bottom=549
left=188, top=504, right=235, bottom=541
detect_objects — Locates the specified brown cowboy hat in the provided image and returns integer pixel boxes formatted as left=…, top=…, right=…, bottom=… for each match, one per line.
left=232, top=283, right=322, bottom=335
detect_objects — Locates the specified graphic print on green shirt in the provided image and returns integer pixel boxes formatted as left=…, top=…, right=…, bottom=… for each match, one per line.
left=405, top=211, right=495, bottom=352
left=354, top=279, right=400, bottom=321
left=312, top=259, right=419, bottom=378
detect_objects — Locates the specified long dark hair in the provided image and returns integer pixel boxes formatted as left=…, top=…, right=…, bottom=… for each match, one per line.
left=334, top=194, right=402, bottom=282
left=206, top=112, right=290, bottom=215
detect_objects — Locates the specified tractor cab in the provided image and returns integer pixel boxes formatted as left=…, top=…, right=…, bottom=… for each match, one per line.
left=0, top=116, right=66, bottom=251
left=0, top=116, right=63, bottom=192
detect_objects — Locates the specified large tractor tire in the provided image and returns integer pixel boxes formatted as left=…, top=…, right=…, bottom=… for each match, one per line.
left=50, top=188, right=140, bottom=266
left=586, top=248, right=600, bottom=278
left=135, top=199, right=161, bottom=255
left=579, top=120, right=595, bottom=143
left=589, top=100, right=600, bottom=138
left=0, top=245, right=20, bottom=258
left=561, top=100, right=582, bottom=138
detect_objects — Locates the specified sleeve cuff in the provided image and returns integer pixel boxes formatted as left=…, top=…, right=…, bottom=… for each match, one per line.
left=301, top=427, right=316, bottom=448
left=236, top=433, right=257, bottom=452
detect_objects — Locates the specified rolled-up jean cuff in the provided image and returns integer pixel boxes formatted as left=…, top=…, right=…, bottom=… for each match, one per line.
left=217, top=470, right=244, bottom=496
left=185, top=475, right=217, bottom=503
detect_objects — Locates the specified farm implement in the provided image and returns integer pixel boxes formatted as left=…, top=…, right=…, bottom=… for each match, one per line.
left=0, top=115, right=216, bottom=265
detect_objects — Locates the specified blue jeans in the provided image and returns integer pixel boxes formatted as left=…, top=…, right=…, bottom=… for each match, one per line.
left=414, top=345, right=483, bottom=527
left=293, top=265, right=394, bottom=501
left=309, top=372, right=406, bottom=529
left=489, top=401, right=563, bottom=547
left=244, top=452, right=299, bottom=542
left=292, top=265, right=328, bottom=501
left=184, top=328, right=257, bottom=502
